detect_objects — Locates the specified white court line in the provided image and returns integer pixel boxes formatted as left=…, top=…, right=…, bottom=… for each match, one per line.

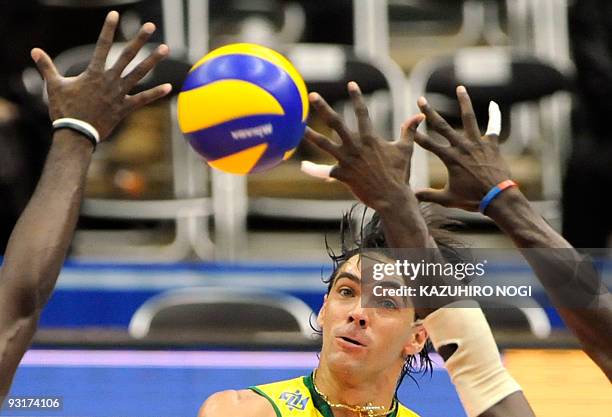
left=21, top=350, right=319, bottom=368
left=21, top=350, right=444, bottom=369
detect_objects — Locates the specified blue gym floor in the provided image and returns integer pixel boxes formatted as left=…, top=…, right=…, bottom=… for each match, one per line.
left=6, top=258, right=610, bottom=417
left=5, top=350, right=465, bottom=417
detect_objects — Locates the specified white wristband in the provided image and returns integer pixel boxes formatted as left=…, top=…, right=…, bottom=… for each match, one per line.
left=423, top=301, right=522, bottom=417
left=52, top=118, right=100, bottom=144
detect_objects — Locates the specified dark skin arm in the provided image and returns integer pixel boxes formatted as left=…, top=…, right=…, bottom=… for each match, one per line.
left=487, top=191, right=612, bottom=379
left=414, top=86, right=612, bottom=381
left=305, top=82, right=535, bottom=417
left=0, top=11, right=171, bottom=400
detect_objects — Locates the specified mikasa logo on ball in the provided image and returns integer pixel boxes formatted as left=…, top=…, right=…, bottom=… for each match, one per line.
left=178, top=43, right=309, bottom=173
left=230, top=123, right=273, bottom=140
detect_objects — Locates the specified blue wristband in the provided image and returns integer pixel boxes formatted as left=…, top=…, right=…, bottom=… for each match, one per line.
left=479, top=180, right=517, bottom=214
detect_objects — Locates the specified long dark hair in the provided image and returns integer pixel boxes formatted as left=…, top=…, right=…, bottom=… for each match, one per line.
left=316, top=203, right=465, bottom=389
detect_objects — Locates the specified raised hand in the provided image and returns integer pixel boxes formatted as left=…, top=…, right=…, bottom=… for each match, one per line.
left=0, top=11, right=175, bottom=401
left=414, top=86, right=511, bottom=212
left=303, top=81, right=424, bottom=211
left=30, top=10, right=172, bottom=142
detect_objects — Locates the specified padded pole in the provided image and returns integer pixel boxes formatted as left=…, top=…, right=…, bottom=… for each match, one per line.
left=186, top=0, right=247, bottom=260
left=354, top=0, right=389, bottom=58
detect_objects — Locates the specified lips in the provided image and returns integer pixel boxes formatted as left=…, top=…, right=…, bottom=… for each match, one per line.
left=337, top=335, right=367, bottom=347
left=340, top=336, right=363, bottom=346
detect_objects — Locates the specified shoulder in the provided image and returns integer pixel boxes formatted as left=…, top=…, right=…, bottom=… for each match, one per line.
left=199, top=389, right=277, bottom=417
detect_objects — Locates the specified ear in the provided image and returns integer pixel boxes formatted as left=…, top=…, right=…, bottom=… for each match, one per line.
left=317, top=294, right=328, bottom=329
left=402, top=326, right=428, bottom=357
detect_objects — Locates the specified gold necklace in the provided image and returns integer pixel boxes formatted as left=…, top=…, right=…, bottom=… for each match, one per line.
left=311, top=369, right=398, bottom=417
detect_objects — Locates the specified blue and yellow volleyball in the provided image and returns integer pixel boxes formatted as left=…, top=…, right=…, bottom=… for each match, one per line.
left=177, top=43, right=309, bottom=174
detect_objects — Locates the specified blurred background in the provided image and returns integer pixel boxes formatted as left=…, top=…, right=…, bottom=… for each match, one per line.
left=1, top=1, right=611, bottom=416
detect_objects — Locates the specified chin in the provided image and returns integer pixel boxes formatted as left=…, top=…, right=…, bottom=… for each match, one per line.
left=326, top=351, right=369, bottom=374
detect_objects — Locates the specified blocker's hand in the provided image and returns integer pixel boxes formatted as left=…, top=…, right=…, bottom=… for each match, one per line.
left=303, top=81, right=424, bottom=211
left=414, top=86, right=511, bottom=211
left=30, top=10, right=172, bottom=142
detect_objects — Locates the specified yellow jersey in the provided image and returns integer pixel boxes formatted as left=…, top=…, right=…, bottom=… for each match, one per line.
left=250, top=373, right=421, bottom=417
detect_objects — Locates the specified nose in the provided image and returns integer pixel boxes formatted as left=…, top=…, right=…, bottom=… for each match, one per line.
left=348, top=304, right=368, bottom=329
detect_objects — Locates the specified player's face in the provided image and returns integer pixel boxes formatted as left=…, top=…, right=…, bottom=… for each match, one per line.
left=317, top=254, right=426, bottom=377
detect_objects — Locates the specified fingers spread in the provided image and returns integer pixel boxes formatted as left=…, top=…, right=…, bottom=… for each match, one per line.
left=126, top=83, right=172, bottom=110
left=456, top=86, right=481, bottom=140
left=417, top=96, right=463, bottom=146
left=122, top=44, right=169, bottom=91
left=89, top=10, right=120, bottom=71
left=31, top=48, right=60, bottom=83
left=111, top=22, right=156, bottom=76
left=309, top=92, right=355, bottom=148
left=347, top=81, right=373, bottom=136
left=304, top=126, right=341, bottom=159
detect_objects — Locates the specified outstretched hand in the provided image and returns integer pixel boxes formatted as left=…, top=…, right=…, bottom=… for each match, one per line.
left=31, top=10, right=172, bottom=142
left=413, top=86, right=511, bottom=211
left=303, top=81, right=424, bottom=211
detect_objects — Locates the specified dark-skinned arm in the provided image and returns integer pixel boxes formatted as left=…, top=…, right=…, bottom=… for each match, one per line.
left=0, top=130, right=93, bottom=398
left=415, top=86, right=612, bottom=381
left=487, top=189, right=612, bottom=379
left=304, top=83, right=535, bottom=417
left=0, top=11, right=171, bottom=400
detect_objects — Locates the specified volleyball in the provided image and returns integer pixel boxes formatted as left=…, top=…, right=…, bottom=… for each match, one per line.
left=177, top=43, right=309, bottom=174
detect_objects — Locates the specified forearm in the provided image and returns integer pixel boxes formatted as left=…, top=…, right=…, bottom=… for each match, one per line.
left=376, top=187, right=447, bottom=318
left=486, top=187, right=568, bottom=248
left=376, top=187, right=436, bottom=249
left=1, top=130, right=93, bottom=311
left=424, top=302, right=534, bottom=417
left=487, top=187, right=612, bottom=379
left=477, top=392, right=534, bottom=417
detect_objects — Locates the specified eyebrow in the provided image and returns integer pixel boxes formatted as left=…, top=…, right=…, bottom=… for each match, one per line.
left=375, top=280, right=403, bottom=290
left=333, top=272, right=361, bottom=286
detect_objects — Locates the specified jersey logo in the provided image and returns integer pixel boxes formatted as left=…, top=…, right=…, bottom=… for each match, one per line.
left=279, top=390, right=310, bottom=411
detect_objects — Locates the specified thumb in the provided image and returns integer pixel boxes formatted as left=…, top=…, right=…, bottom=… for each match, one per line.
left=31, top=48, right=60, bottom=82
left=415, top=188, right=452, bottom=206
left=400, top=113, right=426, bottom=144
